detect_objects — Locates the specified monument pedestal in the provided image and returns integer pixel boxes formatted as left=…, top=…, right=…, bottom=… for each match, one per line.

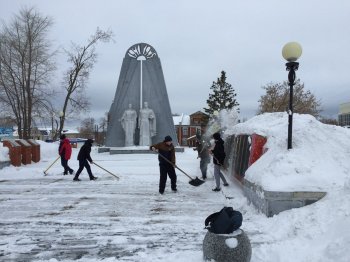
left=243, top=178, right=326, bottom=217
left=98, top=146, right=184, bottom=154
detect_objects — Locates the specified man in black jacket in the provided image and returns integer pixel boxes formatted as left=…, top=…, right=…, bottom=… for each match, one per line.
left=150, top=135, right=177, bottom=194
left=211, top=132, right=228, bottom=191
left=73, top=139, right=97, bottom=181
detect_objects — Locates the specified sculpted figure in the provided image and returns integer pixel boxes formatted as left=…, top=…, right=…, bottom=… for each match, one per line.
left=120, top=104, right=137, bottom=146
left=138, top=102, right=156, bottom=146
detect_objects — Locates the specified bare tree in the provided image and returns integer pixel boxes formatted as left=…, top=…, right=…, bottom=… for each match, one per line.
left=78, top=117, right=95, bottom=138
left=0, top=7, right=55, bottom=139
left=319, top=117, right=338, bottom=126
left=57, top=28, right=113, bottom=140
left=258, top=80, right=322, bottom=117
left=97, top=113, right=108, bottom=145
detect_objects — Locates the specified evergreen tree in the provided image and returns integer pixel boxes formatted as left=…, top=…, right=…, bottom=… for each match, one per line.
left=204, top=71, right=239, bottom=116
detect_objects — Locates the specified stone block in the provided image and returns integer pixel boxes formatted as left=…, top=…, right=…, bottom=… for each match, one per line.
left=243, top=178, right=326, bottom=217
left=97, top=147, right=111, bottom=153
left=27, top=139, right=40, bottom=163
left=203, top=229, right=251, bottom=262
left=16, top=139, right=32, bottom=165
left=2, top=139, right=21, bottom=166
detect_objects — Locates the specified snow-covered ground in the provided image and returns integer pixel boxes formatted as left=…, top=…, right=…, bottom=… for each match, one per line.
left=1, top=113, right=350, bottom=261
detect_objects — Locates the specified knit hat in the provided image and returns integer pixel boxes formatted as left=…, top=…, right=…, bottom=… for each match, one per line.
left=60, top=134, right=66, bottom=140
left=164, top=135, right=172, bottom=142
left=212, top=132, right=221, bottom=140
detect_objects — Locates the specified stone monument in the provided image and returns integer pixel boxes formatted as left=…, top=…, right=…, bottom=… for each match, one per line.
left=105, top=43, right=178, bottom=147
left=138, top=101, right=156, bottom=146
left=120, top=103, right=137, bottom=146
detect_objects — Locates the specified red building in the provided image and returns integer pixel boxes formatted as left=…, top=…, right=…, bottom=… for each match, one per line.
left=173, top=111, right=209, bottom=146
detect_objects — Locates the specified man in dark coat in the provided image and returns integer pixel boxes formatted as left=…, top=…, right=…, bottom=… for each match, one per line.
left=150, top=135, right=177, bottom=194
left=211, top=132, right=228, bottom=191
left=59, top=134, right=74, bottom=175
left=73, top=139, right=97, bottom=181
left=193, top=134, right=210, bottom=180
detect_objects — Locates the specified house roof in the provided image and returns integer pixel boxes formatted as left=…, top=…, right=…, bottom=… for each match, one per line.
left=190, top=111, right=208, bottom=116
left=173, top=114, right=190, bottom=125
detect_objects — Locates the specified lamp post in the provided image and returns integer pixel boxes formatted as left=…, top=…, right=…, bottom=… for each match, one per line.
left=282, top=42, right=302, bottom=149
left=51, top=113, right=55, bottom=140
left=59, top=111, right=64, bottom=136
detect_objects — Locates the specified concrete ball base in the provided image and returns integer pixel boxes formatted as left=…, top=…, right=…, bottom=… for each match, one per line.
left=203, top=229, right=252, bottom=262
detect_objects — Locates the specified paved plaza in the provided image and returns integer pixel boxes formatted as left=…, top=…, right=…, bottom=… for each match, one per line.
left=0, top=152, right=247, bottom=261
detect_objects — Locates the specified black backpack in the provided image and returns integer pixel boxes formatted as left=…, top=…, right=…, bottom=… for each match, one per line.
left=205, top=207, right=243, bottom=234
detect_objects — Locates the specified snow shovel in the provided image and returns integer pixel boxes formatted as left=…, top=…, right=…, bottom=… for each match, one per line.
left=155, top=152, right=205, bottom=187
left=43, top=156, right=61, bottom=176
left=212, top=155, right=228, bottom=171
left=93, top=162, right=120, bottom=180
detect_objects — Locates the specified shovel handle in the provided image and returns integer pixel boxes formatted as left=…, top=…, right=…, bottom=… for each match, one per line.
left=93, top=162, right=120, bottom=180
left=212, top=155, right=227, bottom=170
left=44, top=156, right=61, bottom=175
left=153, top=150, right=194, bottom=180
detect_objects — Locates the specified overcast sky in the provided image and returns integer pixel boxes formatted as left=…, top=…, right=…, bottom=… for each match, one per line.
left=1, top=0, right=350, bottom=121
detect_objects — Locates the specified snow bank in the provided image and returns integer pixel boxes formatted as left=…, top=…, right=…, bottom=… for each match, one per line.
left=0, top=142, right=10, bottom=161
left=36, top=140, right=59, bottom=161
left=225, top=112, right=350, bottom=191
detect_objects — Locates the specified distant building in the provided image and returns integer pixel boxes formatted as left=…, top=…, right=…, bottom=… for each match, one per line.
left=30, top=128, right=80, bottom=141
left=338, top=102, right=350, bottom=127
left=173, top=111, right=209, bottom=146
left=0, top=117, right=15, bottom=141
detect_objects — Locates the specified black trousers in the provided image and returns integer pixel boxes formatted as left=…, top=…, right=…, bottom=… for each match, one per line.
left=61, top=157, right=73, bottom=174
left=75, top=159, right=93, bottom=179
left=159, top=164, right=177, bottom=193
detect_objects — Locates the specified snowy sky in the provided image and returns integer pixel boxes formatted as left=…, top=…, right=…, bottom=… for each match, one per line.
left=1, top=0, right=350, bottom=121
left=1, top=112, right=350, bottom=261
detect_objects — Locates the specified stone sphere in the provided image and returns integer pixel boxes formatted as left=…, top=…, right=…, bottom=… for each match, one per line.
left=203, top=229, right=252, bottom=262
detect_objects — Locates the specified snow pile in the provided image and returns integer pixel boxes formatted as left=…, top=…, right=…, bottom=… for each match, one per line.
left=226, top=112, right=350, bottom=191
left=0, top=142, right=10, bottom=161
left=36, top=140, right=59, bottom=161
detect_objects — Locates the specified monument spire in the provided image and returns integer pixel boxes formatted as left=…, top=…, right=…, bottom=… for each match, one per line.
left=105, top=43, right=178, bottom=147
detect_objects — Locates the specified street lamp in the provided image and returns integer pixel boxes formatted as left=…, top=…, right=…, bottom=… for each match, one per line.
left=59, top=111, right=64, bottom=136
left=282, top=42, right=302, bottom=149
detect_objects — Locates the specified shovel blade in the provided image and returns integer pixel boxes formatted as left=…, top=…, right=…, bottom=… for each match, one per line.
left=188, top=177, right=205, bottom=187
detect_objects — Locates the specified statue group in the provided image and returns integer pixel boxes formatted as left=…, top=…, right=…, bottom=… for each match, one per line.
left=105, top=43, right=178, bottom=147
left=120, top=102, right=156, bottom=146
